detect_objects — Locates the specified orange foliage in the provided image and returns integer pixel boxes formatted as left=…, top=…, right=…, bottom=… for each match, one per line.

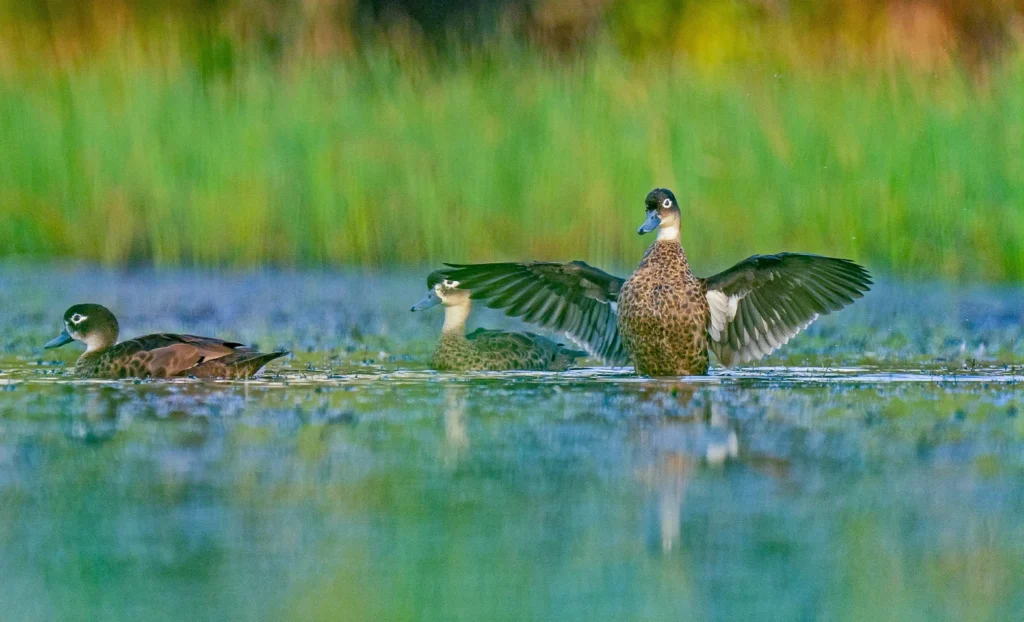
left=1, top=0, right=1023, bottom=68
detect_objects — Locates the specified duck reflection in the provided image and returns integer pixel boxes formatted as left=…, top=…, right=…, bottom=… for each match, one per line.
left=64, top=387, right=123, bottom=444
left=633, top=384, right=739, bottom=553
left=442, top=384, right=470, bottom=466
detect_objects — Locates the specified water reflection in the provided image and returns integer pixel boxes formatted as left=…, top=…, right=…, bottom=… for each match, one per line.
left=442, top=385, right=470, bottom=466
left=64, top=388, right=122, bottom=444
left=0, top=370, right=1022, bottom=618
left=632, top=386, right=741, bottom=553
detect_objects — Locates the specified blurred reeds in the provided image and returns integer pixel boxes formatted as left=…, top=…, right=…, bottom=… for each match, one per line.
left=2, top=0, right=1024, bottom=280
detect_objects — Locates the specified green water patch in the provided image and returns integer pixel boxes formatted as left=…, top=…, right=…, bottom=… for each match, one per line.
left=1, top=372, right=1023, bottom=619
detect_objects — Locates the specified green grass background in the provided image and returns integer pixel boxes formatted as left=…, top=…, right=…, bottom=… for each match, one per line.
left=2, top=41, right=1023, bottom=280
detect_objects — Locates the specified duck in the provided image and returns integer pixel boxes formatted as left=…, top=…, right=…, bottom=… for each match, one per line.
left=411, top=271, right=587, bottom=371
left=44, top=303, right=287, bottom=379
left=439, top=188, right=872, bottom=376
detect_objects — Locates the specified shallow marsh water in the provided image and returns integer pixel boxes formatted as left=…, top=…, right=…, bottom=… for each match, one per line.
left=2, top=265, right=1024, bottom=620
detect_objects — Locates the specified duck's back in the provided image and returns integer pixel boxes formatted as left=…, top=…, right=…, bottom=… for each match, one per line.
left=617, top=242, right=710, bottom=376
left=432, top=329, right=583, bottom=371
left=77, top=333, right=283, bottom=378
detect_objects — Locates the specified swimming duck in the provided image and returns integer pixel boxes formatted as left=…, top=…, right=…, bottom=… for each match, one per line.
left=439, top=188, right=872, bottom=376
left=44, top=303, right=287, bottom=379
left=411, top=271, right=586, bottom=371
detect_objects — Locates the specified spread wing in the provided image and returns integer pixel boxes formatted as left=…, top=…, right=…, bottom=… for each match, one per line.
left=703, top=253, right=872, bottom=366
left=441, top=261, right=629, bottom=365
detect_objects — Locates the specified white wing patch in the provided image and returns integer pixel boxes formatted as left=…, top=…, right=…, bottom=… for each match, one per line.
left=706, top=290, right=741, bottom=342
left=707, top=288, right=822, bottom=367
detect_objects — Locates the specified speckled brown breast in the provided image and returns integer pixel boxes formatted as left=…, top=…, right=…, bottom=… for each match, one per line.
left=617, top=241, right=710, bottom=376
left=75, top=352, right=156, bottom=379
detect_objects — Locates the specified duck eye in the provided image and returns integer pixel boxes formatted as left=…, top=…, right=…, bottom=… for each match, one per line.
left=662, top=198, right=672, bottom=209
left=70, top=314, right=83, bottom=324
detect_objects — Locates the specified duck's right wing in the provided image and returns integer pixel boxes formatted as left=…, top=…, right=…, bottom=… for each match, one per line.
left=442, top=261, right=630, bottom=365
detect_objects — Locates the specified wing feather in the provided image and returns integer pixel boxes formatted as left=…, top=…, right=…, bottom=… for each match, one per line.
left=704, top=253, right=871, bottom=366
left=441, top=261, right=629, bottom=365
left=113, top=333, right=251, bottom=376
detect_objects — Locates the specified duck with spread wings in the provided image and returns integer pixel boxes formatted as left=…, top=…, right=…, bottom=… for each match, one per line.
left=439, top=188, right=872, bottom=376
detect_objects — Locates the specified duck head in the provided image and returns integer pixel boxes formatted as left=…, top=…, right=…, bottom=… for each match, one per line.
left=411, top=271, right=471, bottom=311
left=411, top=272, right=471, bottom=334
left=637, top=188, right=681, bottom=241
left=45, top=303, right=120, bottom=353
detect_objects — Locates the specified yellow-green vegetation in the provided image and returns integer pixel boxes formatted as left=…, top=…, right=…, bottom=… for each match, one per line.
left=2, top=9, right=1024, bottom=279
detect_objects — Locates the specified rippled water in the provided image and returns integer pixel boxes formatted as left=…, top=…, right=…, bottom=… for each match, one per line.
left=2, top=265, right=1024, bottom=620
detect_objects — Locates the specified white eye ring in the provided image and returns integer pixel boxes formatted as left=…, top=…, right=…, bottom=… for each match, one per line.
left=662, top=198, right=672, bottom=208
left=70, top=314, right=85, bottom=324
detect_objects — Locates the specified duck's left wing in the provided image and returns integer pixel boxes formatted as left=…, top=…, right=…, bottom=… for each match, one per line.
left=703, top=253, right=872, bottom=366
left=121, top=333, right=245, bottom=376
left=441, top=261, right=630, bottom=365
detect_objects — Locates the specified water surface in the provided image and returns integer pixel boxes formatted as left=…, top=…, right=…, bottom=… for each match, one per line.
left=2, top=265, right=1023, bottom=620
